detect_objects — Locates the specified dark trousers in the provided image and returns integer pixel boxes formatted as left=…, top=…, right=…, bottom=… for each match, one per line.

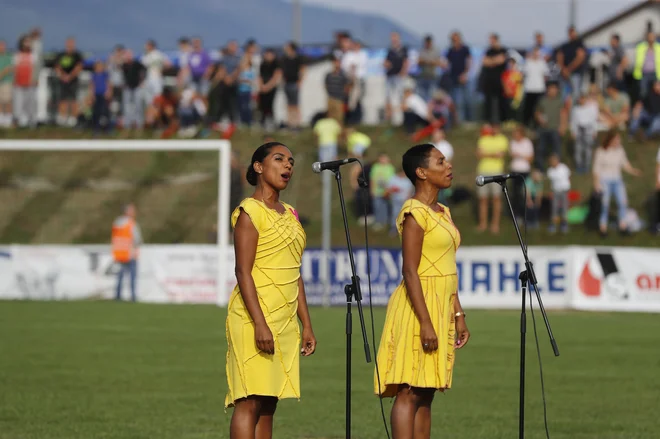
left=403, top=111, right=429, bottom=134
left=208, top=83, right=238, bottom=123
left=238, top=91, right=253, bottom=126
left=483, top=89, right=507, bottom=123
left=258, top=91, right=276, bottom=127
left=522, top=92, right=543, bottom=127
left=512, top=172, right=530, bottom=217
left=92, top=95, right=110, bottom=131
left=536, top=128, right=562, bottom=170
left=115, top=259, right=137, bottom=302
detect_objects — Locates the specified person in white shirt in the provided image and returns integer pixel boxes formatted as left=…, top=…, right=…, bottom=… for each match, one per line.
left=432, top=128, right=453, bottom=205
left=546, top=154, right=571, bottom=234
left=432, top=128, right=453, bottom=161
left=509, top=124, right=534, bottom=217
left=402, top=82, right=431, bottom=134
left=522, top=47, right=549, bottom=126
left=570, top=93, right=599, bottom=173
left=141, top=40, right=170, bottom=105
left=341, top=40, right=368, bottom=124
left=385, top=168, right=415, bottom=235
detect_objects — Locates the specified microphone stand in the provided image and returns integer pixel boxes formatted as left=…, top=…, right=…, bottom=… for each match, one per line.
left=497, top=181, right=560, bottom=439
left=329, top=166, right=372, bottom=439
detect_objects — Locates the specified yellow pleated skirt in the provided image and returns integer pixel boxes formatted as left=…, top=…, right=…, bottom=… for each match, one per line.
left=374, top=274, right=457, bottom=397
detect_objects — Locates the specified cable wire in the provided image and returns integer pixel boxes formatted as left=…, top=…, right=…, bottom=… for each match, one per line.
left=516, top=174, right=551, bottom=439
left=358, top=160, right=391, bottom=439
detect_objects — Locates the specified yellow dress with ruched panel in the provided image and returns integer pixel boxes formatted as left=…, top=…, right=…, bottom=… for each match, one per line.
left=375, top=198, right=461, bottom=397
left=225, top=198, right=306, bottom=408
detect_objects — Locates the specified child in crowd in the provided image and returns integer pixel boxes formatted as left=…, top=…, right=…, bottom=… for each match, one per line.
left=546, top=154, right=571, bottom=233
left=524, top=169, right=544, bottom=229
left=370, top=153, right=396, bottom=231
left=385, top=167, right=415, bottom=236
left=88, top=60, right=112, bottom=133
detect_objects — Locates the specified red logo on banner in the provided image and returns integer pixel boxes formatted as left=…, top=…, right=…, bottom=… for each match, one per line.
left=578, top=252, right=629, bottom=300
left=579, top=263, right=601, bottom=296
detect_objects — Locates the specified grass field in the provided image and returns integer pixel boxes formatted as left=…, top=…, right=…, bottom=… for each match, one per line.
left=1, top=301, right=658, bottom=439
left=1, top=126, right=658, bottom=248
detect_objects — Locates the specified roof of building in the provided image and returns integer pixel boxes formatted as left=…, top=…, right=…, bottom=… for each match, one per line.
left=579, top=0, right=660, bottom=40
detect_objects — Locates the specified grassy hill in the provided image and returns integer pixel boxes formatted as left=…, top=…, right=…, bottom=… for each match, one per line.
left=0, top=125, right=658, bottom=248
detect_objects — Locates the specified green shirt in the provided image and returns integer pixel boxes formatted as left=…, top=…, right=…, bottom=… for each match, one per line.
left=0, top=53, right=13, bottom=84
left=525, top=176, right=543, bottom=199
left=370, top=163, right=396, bottom=197
left=537, top=95, right=563, bottom=130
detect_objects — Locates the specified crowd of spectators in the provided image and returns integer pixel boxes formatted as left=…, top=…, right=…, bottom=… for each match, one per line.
left=1, top=26, right=660, bottom=236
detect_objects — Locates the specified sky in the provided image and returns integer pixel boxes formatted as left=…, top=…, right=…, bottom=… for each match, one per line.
left=301, top=0, right=641, bottom=46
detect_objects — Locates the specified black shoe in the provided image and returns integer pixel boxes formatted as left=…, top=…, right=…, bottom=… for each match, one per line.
left=599, top=230, right=608, bottom=238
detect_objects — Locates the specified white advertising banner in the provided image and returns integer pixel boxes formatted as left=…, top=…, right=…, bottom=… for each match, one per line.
left=0, top=245, right=236, bottom=306
left=455, top=246, right=572, bottom=309
left=571, top=247, right=660, bottom=312
left=1, top=244, right=659, bottom=312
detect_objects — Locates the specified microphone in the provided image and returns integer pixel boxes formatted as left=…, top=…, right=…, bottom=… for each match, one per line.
left=312, top=158, right=359, bottom=173
left=475, top=173, right=520, bottom=187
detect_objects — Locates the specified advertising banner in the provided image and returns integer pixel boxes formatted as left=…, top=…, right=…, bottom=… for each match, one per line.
left=1, top=245, right=659, bottom=313
left=301, top=247, right=571, bottom=309
left=0, top=245, right=235, bottom=306
left=571, top=247, right=660, bottom=312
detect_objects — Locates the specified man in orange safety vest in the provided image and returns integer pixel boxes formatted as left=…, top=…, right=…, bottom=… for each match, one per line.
left=111, top=203, right=142, bottom=301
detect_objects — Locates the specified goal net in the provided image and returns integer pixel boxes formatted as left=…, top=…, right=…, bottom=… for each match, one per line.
left=0, top=139, right=233, bottom=305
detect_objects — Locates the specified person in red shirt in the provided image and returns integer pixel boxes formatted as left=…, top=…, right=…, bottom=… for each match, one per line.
left=501, top=58, right=523, bottom=122
left=149, top=87, right=178, bottom=138
left=10, top=35, right=37, bottom=127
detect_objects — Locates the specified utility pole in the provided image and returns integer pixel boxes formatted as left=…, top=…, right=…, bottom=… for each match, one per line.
left=293, top=0, right=302, bottom=44
left=569, top=0, right=577, bottom=28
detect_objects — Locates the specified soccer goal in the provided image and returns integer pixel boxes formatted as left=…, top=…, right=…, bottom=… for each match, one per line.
left=0, top=139, right=232, bottom=305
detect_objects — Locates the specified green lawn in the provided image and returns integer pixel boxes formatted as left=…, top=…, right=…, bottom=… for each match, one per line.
left=1, top=301, right=658, bottom=438
left=1, top=126, right=658, bottom=247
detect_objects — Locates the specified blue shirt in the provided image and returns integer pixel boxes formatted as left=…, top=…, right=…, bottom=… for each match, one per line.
left=444, top=45, right=471, bottom=80
left=239, top=68, right=255, bottom=93
left=92, top=72, right=109, bottom=96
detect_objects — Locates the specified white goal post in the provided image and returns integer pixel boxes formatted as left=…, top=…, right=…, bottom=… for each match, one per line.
left=0, top=139, right=232, bottom=305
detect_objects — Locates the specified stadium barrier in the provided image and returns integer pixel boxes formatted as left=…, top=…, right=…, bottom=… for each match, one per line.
left=0, top=245, right=658, bottom=312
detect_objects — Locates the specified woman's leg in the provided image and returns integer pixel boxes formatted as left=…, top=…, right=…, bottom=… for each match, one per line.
left=255, top=397, right=278, bottom=439
left=230, top=396, right=264, bottom=439
left=391, top=385, right=420, bottom=439
left=599, top=180, right=612, bottom=233
left=613, top=179, right=629, bottom=231
left=413, top=388, right=435, bottom=439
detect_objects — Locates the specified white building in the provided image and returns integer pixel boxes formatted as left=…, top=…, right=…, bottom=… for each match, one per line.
left=580, top=0, right=660, bottom=48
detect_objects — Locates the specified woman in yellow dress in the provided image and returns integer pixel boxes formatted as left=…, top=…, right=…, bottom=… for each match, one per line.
left=226, top=142, right=317, bottom=439
left=374, top=144, right=470, bottom=439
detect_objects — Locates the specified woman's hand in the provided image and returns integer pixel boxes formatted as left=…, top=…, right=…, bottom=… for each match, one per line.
left=455, top=317, right=470, bottom=349
left=255, top=322, right=275, bottom=354
left=420, top=321, right=438, bottom=353
left=300, top=326, right=317, bottom=357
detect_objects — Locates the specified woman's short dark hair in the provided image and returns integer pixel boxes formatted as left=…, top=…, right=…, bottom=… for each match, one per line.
left=402, top=144, right=436, bottom=184
left=246, top=142, right=287, bottom=186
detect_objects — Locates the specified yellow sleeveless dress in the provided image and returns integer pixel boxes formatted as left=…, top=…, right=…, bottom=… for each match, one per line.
left=225, top=198, right=306, bottom=408
left=374, top=199, right=461, bottom=397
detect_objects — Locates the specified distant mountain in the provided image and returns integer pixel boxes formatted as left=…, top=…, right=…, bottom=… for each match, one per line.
left=1, top=0, right=420, bottom=52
